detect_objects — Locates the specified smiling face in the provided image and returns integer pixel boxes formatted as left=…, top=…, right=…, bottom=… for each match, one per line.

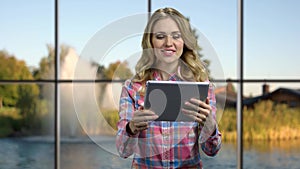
left=151, top=17, right=184, bottom=72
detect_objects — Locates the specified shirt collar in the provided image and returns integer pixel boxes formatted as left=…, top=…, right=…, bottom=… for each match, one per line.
left=152, top=66, right=183, bottom=81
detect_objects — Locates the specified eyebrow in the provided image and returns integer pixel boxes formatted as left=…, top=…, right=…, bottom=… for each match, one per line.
left=153, top=31, right=181, bottom=34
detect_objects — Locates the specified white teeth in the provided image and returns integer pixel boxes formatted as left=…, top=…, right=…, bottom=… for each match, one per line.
left=162, top=50, right=174, bottom=52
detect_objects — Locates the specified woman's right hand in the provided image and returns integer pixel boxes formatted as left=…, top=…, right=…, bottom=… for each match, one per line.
left=128, top=107, right=158, bottom=135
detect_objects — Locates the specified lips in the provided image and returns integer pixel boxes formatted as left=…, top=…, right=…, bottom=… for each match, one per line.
left=161, top=48, right=176, bottom=56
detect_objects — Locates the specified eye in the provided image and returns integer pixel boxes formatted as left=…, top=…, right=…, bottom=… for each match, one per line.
left=172, top=33, right=182, bottom=40
left=155, top=33, right=166, bottom=40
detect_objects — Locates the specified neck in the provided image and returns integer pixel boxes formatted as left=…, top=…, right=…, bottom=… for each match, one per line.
left=155, top=62, right=178, bottom=75
left=159, top=71, right=171, bottom=81
left=155, top=63, right=178, bottom=81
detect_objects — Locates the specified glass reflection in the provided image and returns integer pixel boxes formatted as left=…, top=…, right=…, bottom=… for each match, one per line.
left=0, top=84, right=54, bottom=168
left=0, top=1, right=54, bottom=80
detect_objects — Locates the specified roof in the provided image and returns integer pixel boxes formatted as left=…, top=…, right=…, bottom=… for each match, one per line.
left=244, top=87, right=300, bottom=106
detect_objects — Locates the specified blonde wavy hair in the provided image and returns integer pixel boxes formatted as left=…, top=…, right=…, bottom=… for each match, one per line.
left=133, top=7, right=208, bottom=85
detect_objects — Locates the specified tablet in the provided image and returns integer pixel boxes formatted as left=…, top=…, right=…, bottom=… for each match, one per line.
left=144, top=80, right=209, bottom=121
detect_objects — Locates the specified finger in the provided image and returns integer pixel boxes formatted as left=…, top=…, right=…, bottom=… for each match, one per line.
left=184, top=101, right=210, bottom=117
left=135, top=109, right=157, bottom=116
left=190, top=98, right=212, bottom=114
left=197, top=118, right=206, bottom=126
left=181, top=110, right=206, bottom=125
left=182, top=108, right=207, bottom=120
left=197, top=107, right=210, bottom=117
left=190, top=98, right=211, bottom=110
left=141, top=115, right=159, bottom=122
left=137, top=125, right=148, bottom=131
left=135, top=121, right=148, bottom=128
left=133, top=114, right=158, bottom=123
left=143, top=109, right=157, bottom=115
left=184, top=101, right=199, bottom=111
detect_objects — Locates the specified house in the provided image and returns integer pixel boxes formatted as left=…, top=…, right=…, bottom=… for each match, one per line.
left=244, top=84, right=300, bottom=108
left=215, top=83, right=300, bottom=108
left=215, top=82, right=237, bottom=108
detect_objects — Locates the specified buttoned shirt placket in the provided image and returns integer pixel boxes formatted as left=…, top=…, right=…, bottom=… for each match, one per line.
left=161, top=121, right=170, bottom=168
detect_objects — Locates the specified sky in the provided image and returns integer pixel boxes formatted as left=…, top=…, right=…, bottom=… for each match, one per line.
left=0, top=0, right=299, bottom=96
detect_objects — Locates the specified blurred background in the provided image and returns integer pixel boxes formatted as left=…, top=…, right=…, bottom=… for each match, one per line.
left=0, top=0, right=299, bottom=169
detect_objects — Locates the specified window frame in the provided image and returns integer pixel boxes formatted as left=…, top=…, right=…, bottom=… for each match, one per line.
left=1, top=0, right=300, bottom=169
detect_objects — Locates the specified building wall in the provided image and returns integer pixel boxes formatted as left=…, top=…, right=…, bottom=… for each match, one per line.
left=269, top=92, right=300, bottom=107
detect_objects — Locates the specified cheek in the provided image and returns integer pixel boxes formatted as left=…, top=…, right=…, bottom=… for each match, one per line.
left=152, top=39, right=163, bottom=48
left=176, top=41, right=184, bottom=53
left=176, top=41, right=184, bottom=49
left=153, top=48, right=160, bottom=57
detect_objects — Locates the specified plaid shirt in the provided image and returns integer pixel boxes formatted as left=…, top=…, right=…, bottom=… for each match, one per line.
left=116, top=70, right=221, bottom=169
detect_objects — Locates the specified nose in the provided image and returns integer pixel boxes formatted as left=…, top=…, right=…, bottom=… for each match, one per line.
left=165, top=35, right=173, bottom=47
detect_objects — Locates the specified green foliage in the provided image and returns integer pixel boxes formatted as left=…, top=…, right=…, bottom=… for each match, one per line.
left=186, top=17, right=211, bottom=78
left=0, top=50, right=38, bottom=107
left=93, top=101, right=300, bottom=141
left=0, top=107, right=21, bottom=119
left=0, top=120, right=13, bottom=137
left=101, top=109, right=119, bottom=130
left=218, top=108, right=236, bottom=132
left=91, top=61, right=106, bottom=79
left=16, top=84, right=40, bottom=129
left=33, top=44, right=70, bottom=80
left=219, top=100, right=300, bottom=141
left=0, top=107, right=22, bottom=137
left=104, top=60, right=133, bottom=80
left=0, top=50, right=48, bottom=135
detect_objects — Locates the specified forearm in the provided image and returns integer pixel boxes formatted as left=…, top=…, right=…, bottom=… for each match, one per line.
left=116, top=82, right=139, bottom=158
left=116, top=120, right=139, bottom=158
left=200, top=126, right=222, bottom=156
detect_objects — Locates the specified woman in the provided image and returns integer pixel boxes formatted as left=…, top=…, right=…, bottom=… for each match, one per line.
left=116, top=7, right=221, bottom=169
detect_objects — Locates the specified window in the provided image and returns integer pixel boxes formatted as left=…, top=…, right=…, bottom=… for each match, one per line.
left=1, top=1, right=299, bottom=169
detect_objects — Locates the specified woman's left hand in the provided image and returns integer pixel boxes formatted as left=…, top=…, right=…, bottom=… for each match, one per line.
left=181, top=98, right=211, bottom=125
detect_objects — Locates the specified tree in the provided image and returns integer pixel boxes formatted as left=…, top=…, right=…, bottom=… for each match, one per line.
left=16, top=84, right=40, bottom=129
left=104, top=60, right=133, bottom=80
left=186, top=17, right=212, bottom=78
left=31, top=45, right=71, bottom=134
left=91, top=61, right=106, bottom=79
left=0, top=50, right=42, bottom=131
left=0, top=50, right=38, bottom=107
left=33, top=44, right=69, bottom=80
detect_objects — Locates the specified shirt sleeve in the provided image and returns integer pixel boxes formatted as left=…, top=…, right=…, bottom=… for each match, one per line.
left=199, top=82, right=222, bottom=156
left=115, top=80, right=139, bottom=158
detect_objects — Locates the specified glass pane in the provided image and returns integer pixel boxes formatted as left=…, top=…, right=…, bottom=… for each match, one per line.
left=150, top=1, right=237, bottom=168
left=211, top=81, right=237, bottom=168
left=60, top=81, right=131, bottom=168
left=0, top=1, right=54, bottom=80
left=152, top=0, right=237, bottom=80
left=0, top=83, right=54, bottom=168
left=244, top=0, right=300, bottom=79
left=59, top=0, right=147, bottom=80
left=59, top=0, right=147, bottom=167
left=243, top=82, right=300, bottom=168
left=61, top=142, right=131, bottom=169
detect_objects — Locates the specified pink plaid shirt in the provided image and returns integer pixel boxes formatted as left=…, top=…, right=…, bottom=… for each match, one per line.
left=116, top=70, right=221, bottom=169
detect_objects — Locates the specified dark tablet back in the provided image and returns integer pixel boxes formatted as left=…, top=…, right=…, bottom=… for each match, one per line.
left=144, top=81, right=209, bottom=121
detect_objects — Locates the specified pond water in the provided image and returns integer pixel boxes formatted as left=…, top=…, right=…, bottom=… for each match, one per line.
left=0, top=136, right=299, bottom=169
